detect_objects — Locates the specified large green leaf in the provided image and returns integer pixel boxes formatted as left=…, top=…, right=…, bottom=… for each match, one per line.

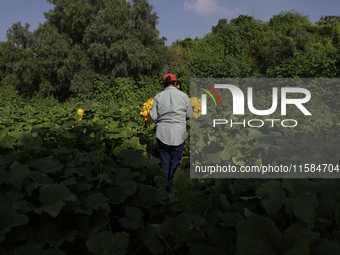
left=4, top=224, right=31, bottom=243
left=25, top=182, right=42, bottom=197
left=189, top=241, right=229, bottom=255
left=153, top=188, right=168, bottom=205
left=43, top=248, right=66, bottom=255
left=35, top=184, right=76, bottom=218
left=119, top=180, right=137, bottom=197
left=315, top=179, right=340, bottom=222
left=6, top=165, right=30, bottom=190
left=236, top=215, right=283, bottom=255
left=117, top=149, right=149, bottom=168
left=63, top=167, right=91, bottom=178
left=57, top=130, right=78, bottom=139
left=282, top=223, right=319, bottom=255
left=202, top=141, right=233, bottom=163
left=0, top=205, right=29, bottom=242
left=0, top=153, right=20, bottom=167
left=139, top=225, right=165, bottom=255
left=256, top=180, right=287, bottom=215
left=206, top=227, right=237, bottom=254
left=36, top=221, right=58, bottom=244
left=13, top=243, right=65, bottom=255
left=36, top=221, right=77, bottom=247
left=17, top=133, right=43, bottom=151
left=13, top=244, right=42, bottom=255
left=105, top=185, right=129, bottom=205
left=114, top=168, right=140, bottom=183
left=138, top=184, right=157, bottom=208
left=0, top=168, right=7, bottom=185
left=86, top=231, right=129, bottom=255
left=310, top=238, right=340, bottom=255
left=30, top=171, right=52, bottom=185
left=59, top=177, right=77, bottom=186
left=11, top=200, right=35, bottom=214
left=9, top=130, right=24, bottom=139
left=113, top=137, right=142, bottom=155
left=220, top=212, right=245, bottom=227
left=119, top=207, right=144, bottom=230
left=30, top=157, right=64, bottom=174
left=282, top=179, right=319, bottom=228
left=6, top=190, right=26, bottom=203
left=86, top=193, right=110, bottom=212
left=0, top=135, right=15, bottom=149
left=210, top=193, right=232, bottom=213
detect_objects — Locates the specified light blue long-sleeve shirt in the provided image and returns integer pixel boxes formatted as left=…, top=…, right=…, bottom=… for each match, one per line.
left=150, top=86, right=194, bottom=146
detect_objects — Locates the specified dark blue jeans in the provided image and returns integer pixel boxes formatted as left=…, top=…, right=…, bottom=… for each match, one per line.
left=157, top=138, right=185, bottom=188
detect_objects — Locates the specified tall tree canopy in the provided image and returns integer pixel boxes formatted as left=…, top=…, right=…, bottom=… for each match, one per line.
left=7, top=0, right=166, bottom=99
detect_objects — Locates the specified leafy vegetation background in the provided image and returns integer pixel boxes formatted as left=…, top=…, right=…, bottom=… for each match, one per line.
left=1, top=1, right=340, bottom=254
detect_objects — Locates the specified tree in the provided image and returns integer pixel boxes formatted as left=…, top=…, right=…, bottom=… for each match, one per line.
left=210, top=15, right=262, bottom=61
left=254, top=11, right=314, bottom=76
left=82, top=0, right=165, bottom=78
left=6, top=22, right=33, bottom=49
left=316, top=16, right=340, bottom=26
left=211, top=18, right=228, bottom=34
left=269, top=10, right=312, bottom=33
left=11, top=0, right=166, bottom=99
left=0, top=22, right=34, bottom=84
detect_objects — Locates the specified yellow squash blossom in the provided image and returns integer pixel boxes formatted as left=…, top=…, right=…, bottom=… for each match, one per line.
left=141, top=97, right=201, bottom=124
left=189, top=97, right=202, bottom=119
left=77, top=109, right=84, bottom=116
left=140, top=98, right=154, bottom=124
left=77, top=108, right=84, bottom=121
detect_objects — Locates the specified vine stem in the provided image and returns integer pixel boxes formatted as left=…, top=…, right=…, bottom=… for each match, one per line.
left=200, top=199, right=212, bottom=226
left=105, top=212, right=112, bottom=233
left=57, top=210, right=64, bottom=231
left=132, top=244, right=142, bottom=255
left=290, top=213, right=293, bottom=225
left=163, top=239, right=174, bottom=255
left=83, top=215, right=89, bottom=230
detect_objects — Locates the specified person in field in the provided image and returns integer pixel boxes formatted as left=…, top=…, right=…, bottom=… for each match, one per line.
left=150, top=74, right=193, bottom=188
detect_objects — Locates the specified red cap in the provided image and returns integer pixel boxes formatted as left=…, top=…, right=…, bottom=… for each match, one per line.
left=163, top=73, right=177, bottom=84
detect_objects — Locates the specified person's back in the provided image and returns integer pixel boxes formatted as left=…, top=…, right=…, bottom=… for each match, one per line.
left=150, top=74, right=193, bottom=188
left=151, top=86, right=191, bottom=146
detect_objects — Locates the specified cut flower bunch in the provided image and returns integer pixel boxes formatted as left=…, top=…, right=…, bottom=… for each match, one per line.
left=140, top=97, right=201, bottom=124
left=189, top=97, right=202, bottom=119
left=140, top=98, right=154, bottom=124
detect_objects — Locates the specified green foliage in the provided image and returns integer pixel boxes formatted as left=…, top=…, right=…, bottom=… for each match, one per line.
left=266, top=47, right=338, bottom=78
left=76, top=73, right=163, bottom=103
left=0, top=83, right=22, bottom=108
left=86, top=231, right=129, bottom=255
left=211, top=18, right=228, bottom=33
left=169, top=10, right=340, bottom=80
left=212, top=15, right=263, bottom=61
left=316, top=15, right=340, bottom=26
left=269, top=10, right=312, bottom=33
left=3, top=9, right=340, bottom=102
left=2, top=7, right=340, bottom=254
left=236, top=216, right=319, bottom=255
left=180, top=33, right=225, bottom=63
left=3, top=0, right=166, bottom=100
left=0, top=32, right=27, bottom=84
left=135, top=73, right=164, bottom=100
left=0, top=88, right=340, bottom=253
left=5, top=22, right=34, bottom=50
